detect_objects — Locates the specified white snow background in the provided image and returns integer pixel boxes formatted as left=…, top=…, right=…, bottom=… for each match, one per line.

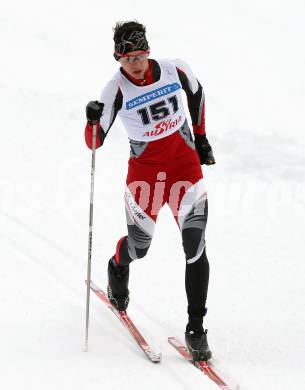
left=0, top=0, right=304, bottom=389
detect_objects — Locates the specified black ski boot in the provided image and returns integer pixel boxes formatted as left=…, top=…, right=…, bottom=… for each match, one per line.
left=185, top=317, right=212, bottom=361
left=107, top=257, right=130, bottom=311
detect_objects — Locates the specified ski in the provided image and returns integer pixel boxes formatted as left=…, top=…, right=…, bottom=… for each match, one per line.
left=168, top=337, right=232, bottom=389
left=87, top=280, right=161, bottom=363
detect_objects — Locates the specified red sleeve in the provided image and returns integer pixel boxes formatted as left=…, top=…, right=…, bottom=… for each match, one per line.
left=84, top=122, right=103, bottom=150
left=192, top=102, right=206, bottom=136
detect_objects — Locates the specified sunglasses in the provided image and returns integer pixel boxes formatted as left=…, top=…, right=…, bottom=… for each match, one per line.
left=116, top=50, right=150, bottom=63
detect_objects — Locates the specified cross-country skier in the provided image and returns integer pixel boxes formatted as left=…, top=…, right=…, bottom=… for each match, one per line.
left=85, top=21, right=215, bottom=361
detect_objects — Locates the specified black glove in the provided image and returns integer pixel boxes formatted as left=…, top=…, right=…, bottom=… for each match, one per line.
left=194, top=134, right=216, bottom=165
left=86, top=101, right=104, bottom=123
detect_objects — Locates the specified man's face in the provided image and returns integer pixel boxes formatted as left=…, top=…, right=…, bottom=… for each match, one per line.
left=118, top=50, right=150, bottom=79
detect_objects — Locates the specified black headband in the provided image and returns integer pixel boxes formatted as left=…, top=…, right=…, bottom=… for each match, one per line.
left=114, top=30, right=149, bottom=58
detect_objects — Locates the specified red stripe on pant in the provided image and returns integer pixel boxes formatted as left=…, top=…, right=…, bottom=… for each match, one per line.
left=115, top=236, right=127, bottom=265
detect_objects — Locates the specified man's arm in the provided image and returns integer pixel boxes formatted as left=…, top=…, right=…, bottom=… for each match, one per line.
left=173, top=58, right=205, bottom=136
left=85, top=79, right=123, bottom=149
left=173, top=59, right=215, bottom=165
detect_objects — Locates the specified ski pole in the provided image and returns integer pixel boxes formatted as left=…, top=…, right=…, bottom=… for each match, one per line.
left=84, top=121, right=97, bottom=352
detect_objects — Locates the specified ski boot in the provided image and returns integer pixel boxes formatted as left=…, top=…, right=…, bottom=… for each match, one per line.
left=107, top=256, right=130, bottom=311
left=185, top=317, right=212, bottom=361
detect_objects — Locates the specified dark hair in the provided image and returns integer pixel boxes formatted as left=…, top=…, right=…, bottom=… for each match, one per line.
left=113, top=20, right=146, bottom=43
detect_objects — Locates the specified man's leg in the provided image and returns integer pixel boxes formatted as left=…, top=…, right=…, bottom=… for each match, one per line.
left=108, top=174, right=163, bottom=310
left=180, top=193, right=209, bottom=326
left=168, top=177, right=211, bottom=360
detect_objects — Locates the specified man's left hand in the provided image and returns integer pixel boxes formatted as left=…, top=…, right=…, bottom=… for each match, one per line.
left=194, top=134, right=216, bottom=165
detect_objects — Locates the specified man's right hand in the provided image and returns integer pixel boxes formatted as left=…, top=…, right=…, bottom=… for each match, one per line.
left=86, top=101, right=104, bottom=123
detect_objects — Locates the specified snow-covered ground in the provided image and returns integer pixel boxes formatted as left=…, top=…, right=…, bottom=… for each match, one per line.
left=1, top=0, right=304, bottom=389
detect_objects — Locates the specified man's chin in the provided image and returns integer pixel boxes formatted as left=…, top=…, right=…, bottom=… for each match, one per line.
left=132, top=70, right=143, bottom=78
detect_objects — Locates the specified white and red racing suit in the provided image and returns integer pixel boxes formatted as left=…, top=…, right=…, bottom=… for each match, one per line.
left=85, top=58, right=210, bottom=317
